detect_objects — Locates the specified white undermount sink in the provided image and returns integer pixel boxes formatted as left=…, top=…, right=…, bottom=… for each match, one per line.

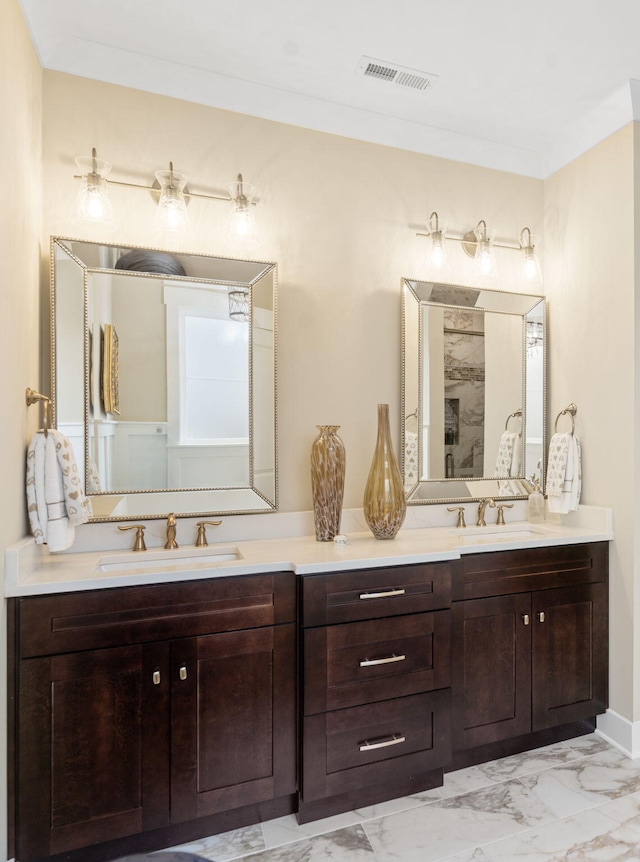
left=96, top=546, right=242, bottom=573
left=452, top=523, right=555, bottom=544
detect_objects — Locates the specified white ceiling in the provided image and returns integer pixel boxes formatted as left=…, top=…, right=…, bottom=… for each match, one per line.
left=18, top=0, right=640, bottom=178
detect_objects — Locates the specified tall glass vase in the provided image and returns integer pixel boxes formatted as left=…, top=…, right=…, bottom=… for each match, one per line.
left=311, top=425, right=346, bottom=541
left=363, top=404, right=407, bottom=539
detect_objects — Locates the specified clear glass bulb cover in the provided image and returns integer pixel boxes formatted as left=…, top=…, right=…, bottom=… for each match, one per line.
left=522, top=238, right=543, bottom=283
left=155, top=169, right=190, bottom=234
left=473, top=225, right=497, bottom=277
left=228, top=179, right=257, bottom=241
left=429, top=228, right=449, bottom=268
left=75, top=177, right=113, bottom=224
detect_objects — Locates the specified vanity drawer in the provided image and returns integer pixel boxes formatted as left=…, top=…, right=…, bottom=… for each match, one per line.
left=18, top=572, right=296, bottom=658
left=302, top=562, right=452, bottom=627
left=304, top=610, right=451, bottom=714
left=453, top=542, right=608, bottom=601
left=301, top=689, right=451, bottom=802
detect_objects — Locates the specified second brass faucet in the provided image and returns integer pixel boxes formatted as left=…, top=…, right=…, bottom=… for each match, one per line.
left=165, top=513, right=178, bottom=549
left=476, top=498, right=496, bottom=527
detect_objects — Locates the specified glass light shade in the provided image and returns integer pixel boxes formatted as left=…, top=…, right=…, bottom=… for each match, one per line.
left=155, top=169, right=190, bottom=234
left=473, top=224, right=498, bottom=277
left=522, top=239, right=543, bottom=284
left=428, top=225, right=449, bottom=269
left=228, top=177, right=257, bottom=241
left=75, top=155, right=113, bottom=225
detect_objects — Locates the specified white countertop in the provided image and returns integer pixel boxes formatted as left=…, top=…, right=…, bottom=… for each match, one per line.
left=4, top=505, right=613, bottom=597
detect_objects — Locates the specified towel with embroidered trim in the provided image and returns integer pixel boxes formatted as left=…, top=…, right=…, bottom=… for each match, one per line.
left=26, top=429, right=92, bottom=551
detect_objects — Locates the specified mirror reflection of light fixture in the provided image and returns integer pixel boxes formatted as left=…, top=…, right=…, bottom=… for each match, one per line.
left=154, top=162, right=190, bottom=235
left=228, top=173, right=257, bottom=240
left=74, top=148, right=113, bottom=225
left=425, top=211, right=449, bottom=269
left=520, top=227, right=543, bottom=284
left=228, top=287, right=250, bottom=321
left=73, top=148, right=258, bottom=236
left=526, top=320, right=543, bottom=355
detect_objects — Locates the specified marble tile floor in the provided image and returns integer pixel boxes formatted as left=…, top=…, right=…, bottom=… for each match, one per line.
left=165, top=734, right=640, bottom=862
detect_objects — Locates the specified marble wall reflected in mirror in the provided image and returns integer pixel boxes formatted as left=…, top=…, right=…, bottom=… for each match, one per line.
left=52, top=238, right=277, bottom=520
left=402, top=279, right=545, bottom=504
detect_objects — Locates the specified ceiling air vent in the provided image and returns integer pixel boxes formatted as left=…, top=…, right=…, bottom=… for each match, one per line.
left=358, top=56, right=439, bottom=92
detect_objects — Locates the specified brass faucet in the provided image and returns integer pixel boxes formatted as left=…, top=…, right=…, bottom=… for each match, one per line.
left=164, top=513, right=178, bottom=549
left=476, top=498, right=496, bottom=527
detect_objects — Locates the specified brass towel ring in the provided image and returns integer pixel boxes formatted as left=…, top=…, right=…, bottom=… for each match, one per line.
left=504, top=409, right=522, bottom=431
left=554, top=403, right=577, bottom=435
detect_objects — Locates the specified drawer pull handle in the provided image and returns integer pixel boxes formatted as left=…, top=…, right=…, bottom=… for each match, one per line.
left=179, top=665, right=188, bottom=681
left=359, top=588, right=406, bottom=600
left=360, top=654, right=406, bottom=668
left=537, top=611, right=546, bottom=623
left=522, top=614, right=530, bottom=626
left=359, top=734, right=406, bottom=752
left=152, top=670, right=161, bottom=685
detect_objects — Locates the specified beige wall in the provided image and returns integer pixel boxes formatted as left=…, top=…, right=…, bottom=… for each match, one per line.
left=544, top=125, right=637, bottom=722
left=42, top=71, right=543, bottom=513
left=0, top=0, right=43, bottom=856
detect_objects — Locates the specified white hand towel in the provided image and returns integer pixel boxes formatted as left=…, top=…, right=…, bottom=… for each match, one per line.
left=26, top=429, right=92, bottom=551
left=495, top=431, right=517, bottom=478
left=510, top=433, right=522, bottom=478
left=547, top=433, right=581, bottom=514
left=546, top=432, right=572, bottom=497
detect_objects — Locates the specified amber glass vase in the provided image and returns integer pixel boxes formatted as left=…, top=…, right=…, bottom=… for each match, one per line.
left=310, top=425, right=346, bottom=541
left=363, top=404, right=407, bottom=539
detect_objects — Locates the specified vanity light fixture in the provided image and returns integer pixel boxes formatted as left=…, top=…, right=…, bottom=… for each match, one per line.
left=425, top=211, right=449, bottom=269
left=228, top=174, right=257, bottom=241
left=520, top=227, right=543, bottom=284
left=154, top=162, right=190, bottom=235
left=471, top=220, right=498, bottom=277
left=73, top=148, right=258, bottom=237
left=417, top=215, right=543, bottom=285
left=74, top=148, right=114, bottom=225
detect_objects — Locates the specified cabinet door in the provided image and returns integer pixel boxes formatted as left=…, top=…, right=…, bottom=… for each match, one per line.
left=171, top=623, right=296, bottom=822
left=17, top=643, right=170, bottom=860
left=532, top=582, right=608, bottom=731
left=452, top=594, right=532, bottom=750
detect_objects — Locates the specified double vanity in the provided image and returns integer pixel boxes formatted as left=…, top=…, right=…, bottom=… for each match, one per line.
left=6, top=511, right=612, bottom=862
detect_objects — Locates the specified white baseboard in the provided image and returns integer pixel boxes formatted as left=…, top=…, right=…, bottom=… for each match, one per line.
left=596, top=709, right=640, bottom=759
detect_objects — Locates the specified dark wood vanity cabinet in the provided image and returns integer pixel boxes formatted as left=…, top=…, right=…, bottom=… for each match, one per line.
left=12, top=572, right=297, bottom=861
left=451, top=542, right=609, bottom=762
left=298, top=562, right=453, bottom=822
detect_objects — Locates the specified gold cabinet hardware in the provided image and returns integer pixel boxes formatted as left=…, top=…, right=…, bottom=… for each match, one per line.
left=195, top=520, right=223, bottom=547
left=359, top=588, right=406, bottom=600
left=152, top=670, right=161, bottom=685
left=118, top=524, right=146, bottom=551
left=522, top=614, right=530, bottom=625
left=179, top=665, right=188, bottom=681
left=360, top=654, right=406, bottom=668
left=359, top=734, right=406, bottom=752
left=537, top=611, right=546, bottom=623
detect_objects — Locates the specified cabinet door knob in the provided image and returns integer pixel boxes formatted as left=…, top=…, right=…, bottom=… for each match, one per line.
left=152, top=670, right=161, bottom=685
left=359, top=734, right=406, bottom=752
left=522, top=614, right=530, bottom=626
left=537, top=611, right=546, bottom=623
left=179, top=665, right=188, bottom=681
